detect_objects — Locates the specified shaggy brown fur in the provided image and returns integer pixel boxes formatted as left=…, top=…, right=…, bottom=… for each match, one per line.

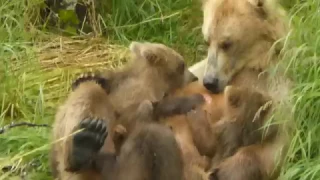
left=94, top=100, right=185, bottom=180
left=156, top=79, right=279, bottom=180
left=50, top=41, right=197, bottom=180
left=50, top=72, right=116, bottom=180
left=101, top=41, right=194, bottom=112
left=207, top=86, right=276, bottom=168
left=176, top=70, right=291, bottom=180
left=208, top=138, right=286, bottom=180
left=160, top=114, right=210, bottom=180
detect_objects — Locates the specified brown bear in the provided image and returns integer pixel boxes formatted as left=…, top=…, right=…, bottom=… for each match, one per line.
left=101, top=41, right=196, bottom=112
left=50, top=41, right=197, bottom=180
left=159, top=114, right=210, bottom=180
left=198, top=85, right=276, bottom=168
left=208, top=137, right=287, bottom=180
left=50, top=72, right=116, bottom=180
left=147, top=82, right=223, bottom=180
left=94, top=100, right=185, bottom=180
left=189, top=0, right=292, bottom=179
left=198, top=0, right=289, bottom=93
left=158, top=81, right=282, bottom=180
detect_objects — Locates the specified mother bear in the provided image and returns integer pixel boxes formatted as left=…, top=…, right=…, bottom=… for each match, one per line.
left=188, top=0, right=293, bottom=179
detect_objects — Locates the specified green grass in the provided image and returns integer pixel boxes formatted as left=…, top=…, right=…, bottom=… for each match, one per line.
left=0, top=0, right=319, bottom=179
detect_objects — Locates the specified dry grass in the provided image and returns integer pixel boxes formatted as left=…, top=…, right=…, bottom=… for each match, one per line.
left=36, top=35, right=129, bottom=70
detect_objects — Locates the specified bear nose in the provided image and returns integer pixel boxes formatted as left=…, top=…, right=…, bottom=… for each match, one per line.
left=203, top=76, right=220, bottom=93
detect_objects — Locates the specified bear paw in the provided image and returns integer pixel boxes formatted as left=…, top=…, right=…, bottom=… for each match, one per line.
left=153, top=93, right=205, bottom=119
left=66, top=118, right=108, bottom=172
left=71, top=72, right=110, bottom=92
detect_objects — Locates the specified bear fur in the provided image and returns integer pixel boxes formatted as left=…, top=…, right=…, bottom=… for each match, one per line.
left=50, top=41, right=197, bottom=180
left=191, top=0, right=289, bottom=89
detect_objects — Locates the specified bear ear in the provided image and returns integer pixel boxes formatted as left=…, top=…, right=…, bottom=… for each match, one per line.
left=224, top=86, right=242, bottom=108
left=140, top=48, right=161, bottom=65
left=129, top=41, right=142, bottom=56
left=248, top=0, right=268, bottom=18
left=129, top=41, right=160, bottom=65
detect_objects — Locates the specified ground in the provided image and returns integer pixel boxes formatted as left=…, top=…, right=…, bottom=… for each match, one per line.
left=0, top=0, right=319, bottom=179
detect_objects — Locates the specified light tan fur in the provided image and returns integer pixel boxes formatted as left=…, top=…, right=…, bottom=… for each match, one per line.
left=200, top=0, right=289, bottom=92
left=198, top=1, right=293, bottom=179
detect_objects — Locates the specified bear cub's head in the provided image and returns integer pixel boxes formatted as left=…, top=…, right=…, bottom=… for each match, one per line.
left=129, top=41, right=197, bottom=90
left=223, top=85, right=273, bottom=125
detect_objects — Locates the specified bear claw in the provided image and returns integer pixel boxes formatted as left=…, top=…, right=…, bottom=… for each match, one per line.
left=71, top=72, right=110, bottom=92
left=66, top=117, right=108, bottom=172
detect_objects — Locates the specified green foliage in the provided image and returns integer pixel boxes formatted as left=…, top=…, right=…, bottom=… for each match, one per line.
left=104, top=0, right=205, bottom=64
left=58, top=10, right=79, bottom=25
left=58, top=9, right=79, bottom=34
left=279, top=0, right=320, bottom=179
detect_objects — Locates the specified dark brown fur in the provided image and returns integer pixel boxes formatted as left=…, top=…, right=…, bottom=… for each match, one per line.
left=94, top=100, right=185, bottom=180
left=159, top=114, right=210, bottom=180
left=105, top=93, right=211, bottom=180
left=208, top=86, right=276, bottom=168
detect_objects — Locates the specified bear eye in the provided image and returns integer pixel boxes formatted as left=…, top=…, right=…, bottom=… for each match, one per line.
left=177, top=61, right=185, bottom=73
left=219, top=40, right=233, bottom=51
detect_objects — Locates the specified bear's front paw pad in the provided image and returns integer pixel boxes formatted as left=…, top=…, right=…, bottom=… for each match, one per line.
left=67, top=118, right=108, bottom=172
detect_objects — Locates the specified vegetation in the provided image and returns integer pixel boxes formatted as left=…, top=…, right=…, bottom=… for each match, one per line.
left=0, top=0, right=319, bottom=179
